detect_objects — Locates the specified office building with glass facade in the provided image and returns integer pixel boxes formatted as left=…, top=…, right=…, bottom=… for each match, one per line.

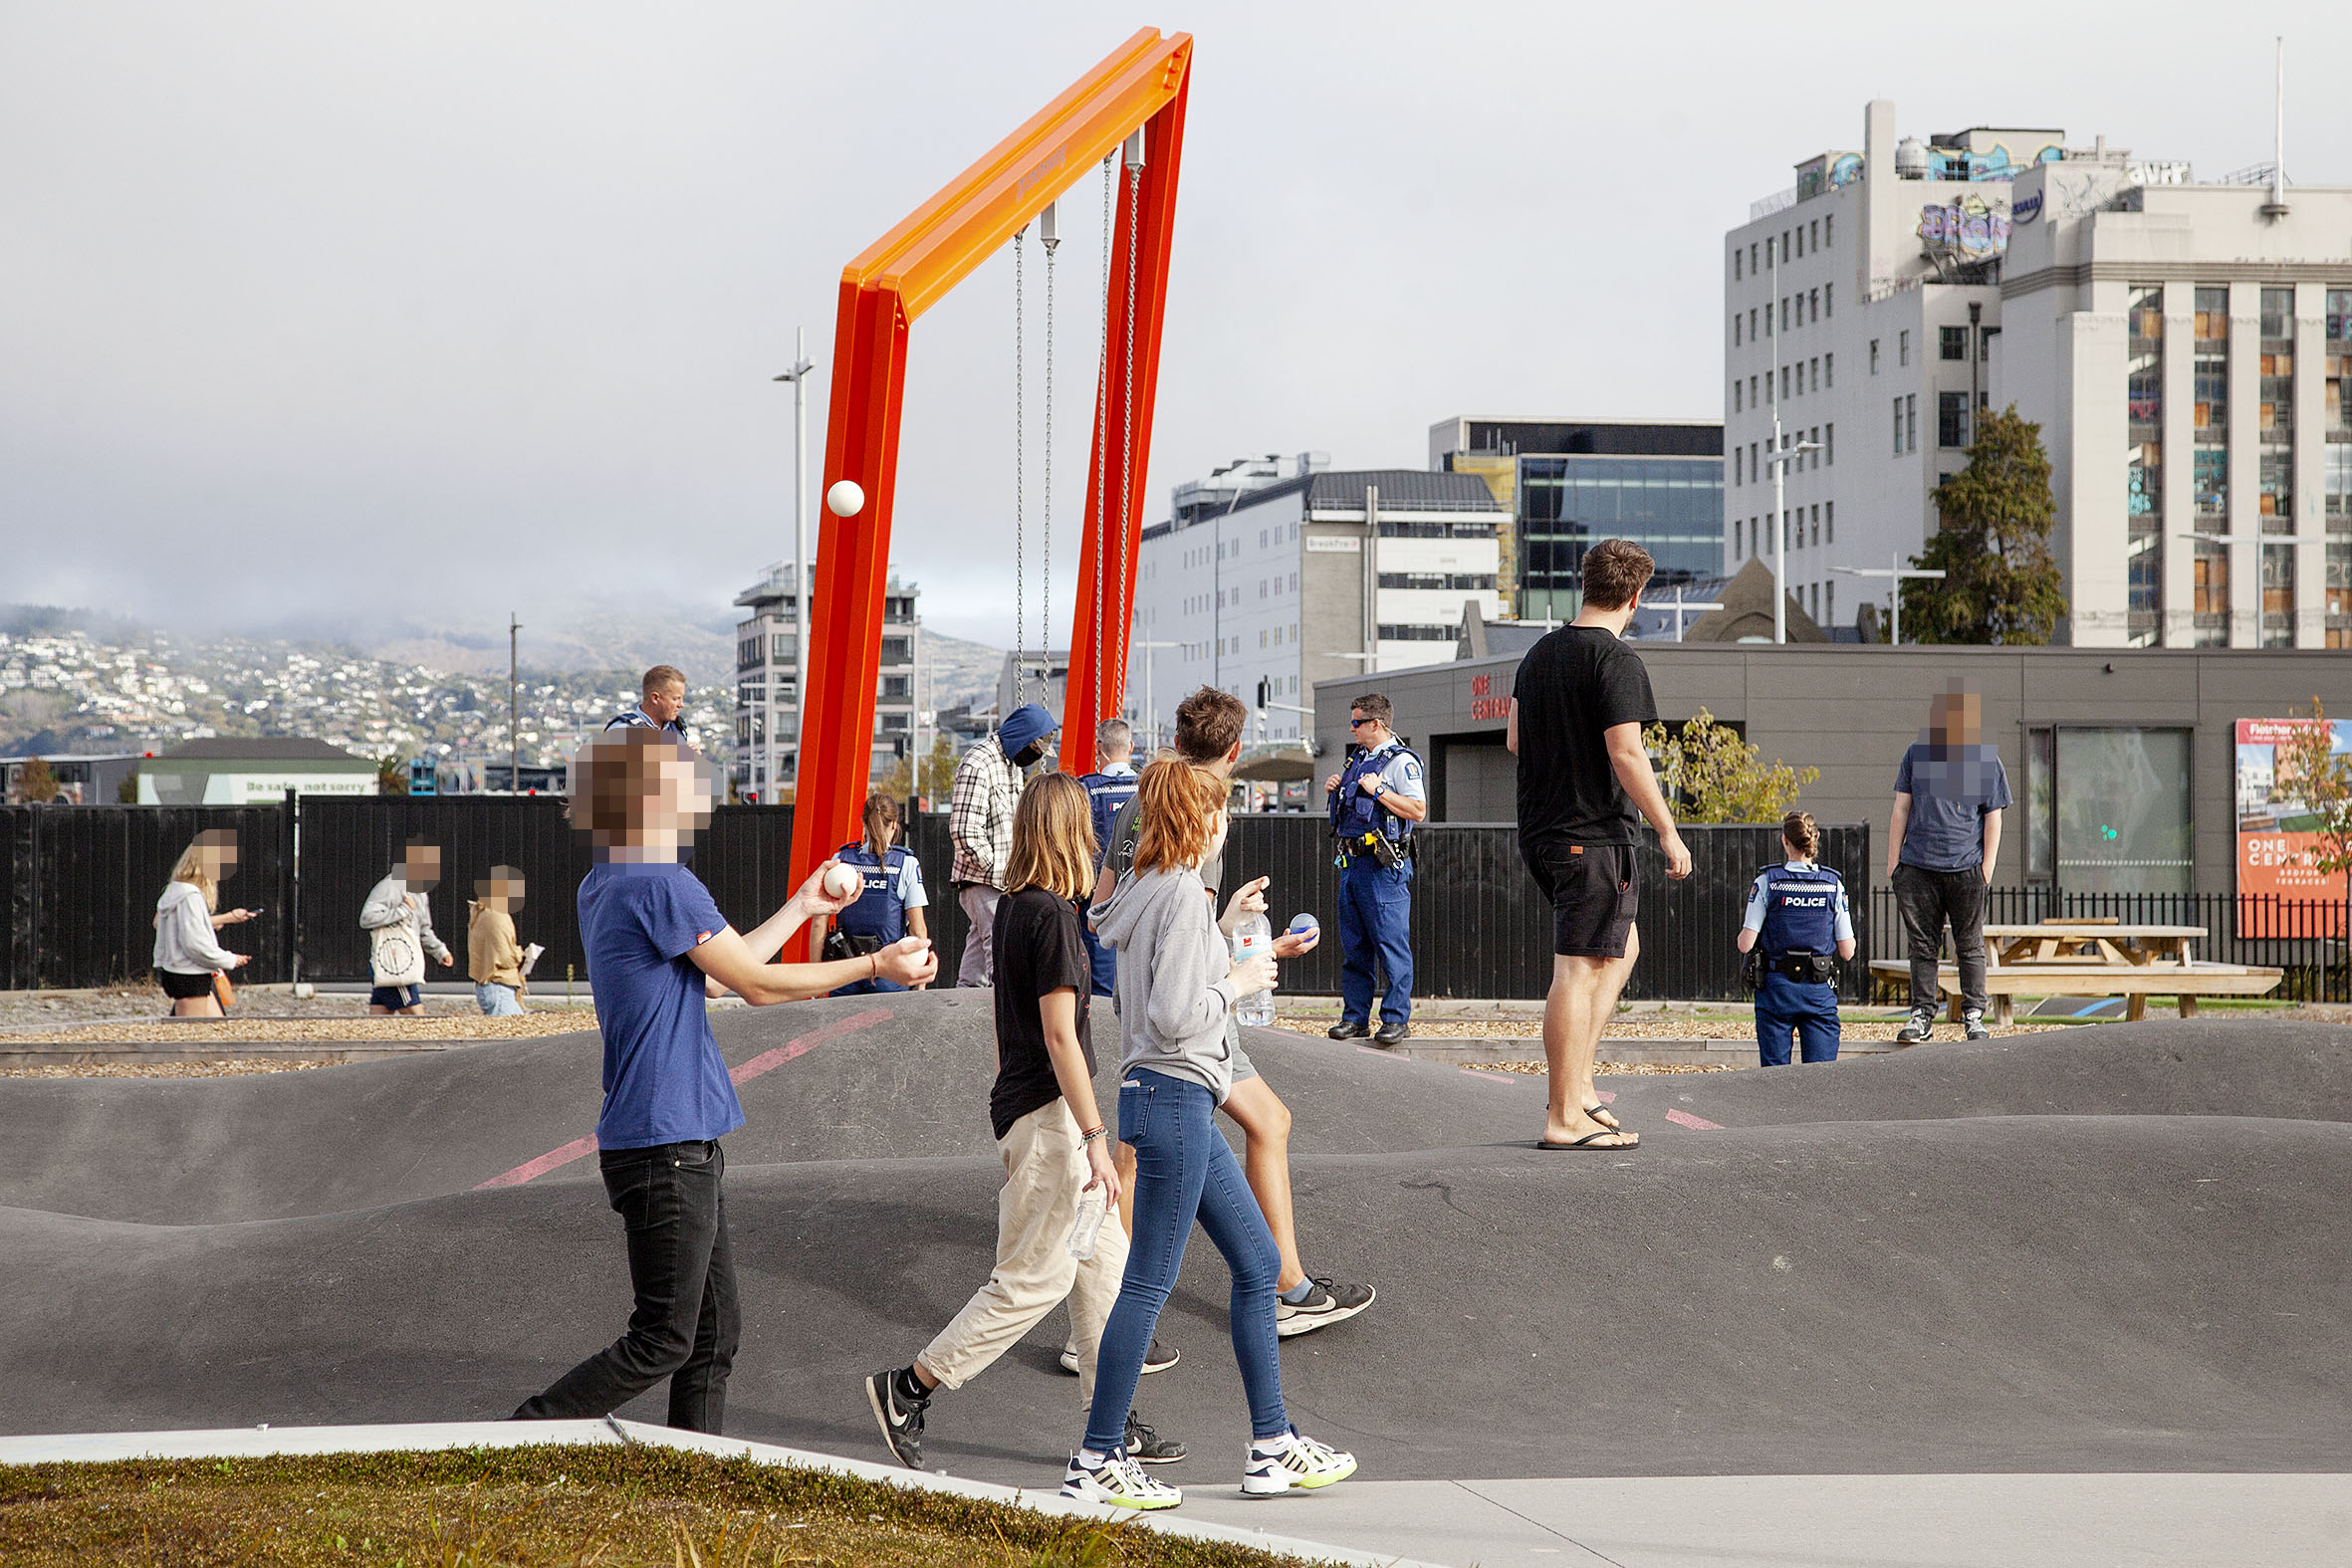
left=731, top=564, right=920, bottom=801
left=1427, top=417, right=1723, bottom=622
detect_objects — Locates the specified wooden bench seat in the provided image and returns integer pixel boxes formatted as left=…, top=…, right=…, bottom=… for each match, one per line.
left=1866, top=960, right=2283, bottom=1024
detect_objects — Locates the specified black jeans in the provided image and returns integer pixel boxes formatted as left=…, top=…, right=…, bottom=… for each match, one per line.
left=513, top=1139, right=740, bottom=1434
left=1893, top=862, right=1989, bottom=1018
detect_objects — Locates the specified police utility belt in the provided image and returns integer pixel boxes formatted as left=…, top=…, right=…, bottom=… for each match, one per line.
left=1742, top=949, right=1838, bottom=991
left=822, top=930, right=883, bottom=963
left=1336, top=828, right=1413, bottom=871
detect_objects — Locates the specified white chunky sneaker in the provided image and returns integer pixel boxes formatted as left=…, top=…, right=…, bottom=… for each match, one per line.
left=1060, top=1450, right=1182, bottom=1510
left=1241, top=1429, right=1357, bottom=1497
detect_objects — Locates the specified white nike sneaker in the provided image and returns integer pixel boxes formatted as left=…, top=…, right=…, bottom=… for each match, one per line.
left=1060, top=1450, right=1182, bottom=1510
left=1240, top=1429, right=1357, bottom=1496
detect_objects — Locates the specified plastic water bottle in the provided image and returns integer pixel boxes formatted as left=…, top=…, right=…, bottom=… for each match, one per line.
left=1067, top=1185, right=1108, bottom=1260
left=1232, top=912, right=1276, bottom=1028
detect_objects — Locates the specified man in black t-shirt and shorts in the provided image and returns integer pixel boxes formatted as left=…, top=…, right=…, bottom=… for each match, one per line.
left=1509, top=540, right=1692, bottom=1150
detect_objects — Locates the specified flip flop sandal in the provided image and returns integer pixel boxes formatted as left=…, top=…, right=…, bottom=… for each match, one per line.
left=1582, top=1103, right=1620, bottom=1131
left=1537, top=1130, right=1638, bottom=1150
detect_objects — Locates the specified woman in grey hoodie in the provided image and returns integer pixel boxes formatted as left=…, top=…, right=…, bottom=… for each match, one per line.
left=1063, top=760, right=1356, bottom=1512
left=152, top=830, right=254, bottom=1016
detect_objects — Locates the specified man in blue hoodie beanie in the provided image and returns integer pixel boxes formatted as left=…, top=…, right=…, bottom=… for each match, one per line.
left=949, top=701, right=1058, bottom=987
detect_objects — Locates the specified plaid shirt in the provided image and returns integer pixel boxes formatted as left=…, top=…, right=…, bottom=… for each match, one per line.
left=949, top=737, right=1019, bottom=888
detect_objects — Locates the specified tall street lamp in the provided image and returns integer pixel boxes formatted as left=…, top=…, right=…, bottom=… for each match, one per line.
left=1834, top=554, right=1948, bottom=646
left=773, top=327, right=816, bottom=798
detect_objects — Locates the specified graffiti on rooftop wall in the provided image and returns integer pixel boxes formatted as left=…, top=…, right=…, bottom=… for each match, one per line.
left=1928, top=142, right=2063, bottom=182
left=1918, top=194, right=2012, bottom=263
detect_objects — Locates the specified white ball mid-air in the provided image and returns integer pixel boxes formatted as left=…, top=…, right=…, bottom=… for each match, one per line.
left=823, top=863, right=863, bottom=900
left=825, top=479, right=865, bottom=517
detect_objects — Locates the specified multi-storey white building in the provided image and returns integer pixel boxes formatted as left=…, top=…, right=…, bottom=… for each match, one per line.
left=1725, top=99, right=2352, bottom=648
left=730, top=564, right=920, bottom=801
left=1128, top=462, right=1505, bottom=744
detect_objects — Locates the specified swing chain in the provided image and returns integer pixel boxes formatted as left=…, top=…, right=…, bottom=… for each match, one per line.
left=1043, top=217, right=1056, bottom=695
left=1013, top=226, right=1026, bottom=708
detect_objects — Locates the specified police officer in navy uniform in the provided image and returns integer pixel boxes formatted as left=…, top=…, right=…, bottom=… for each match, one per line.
left=1075, top=719, right=1140, bottom=998
left=1736, top=810, right=1856, bottom=1065
left=829, top=793, right=930, bottom=997
left=605, top=665, right=693, bottom=748
left=1323, top=693, right=1428, bottom=1045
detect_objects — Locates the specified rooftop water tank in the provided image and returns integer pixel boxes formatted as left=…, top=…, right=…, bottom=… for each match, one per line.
left=1895, top=136, right=1929, bottom=179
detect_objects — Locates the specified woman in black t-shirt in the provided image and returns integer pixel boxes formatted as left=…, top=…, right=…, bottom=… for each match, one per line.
left=864, top=774, right=1176, bottom=1474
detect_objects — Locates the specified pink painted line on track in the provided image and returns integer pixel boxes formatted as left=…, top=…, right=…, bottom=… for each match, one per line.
left=1354, top=1045, right=1401, bottom=1060
left=1459, top=1066, right=1522, bottom=1084
left=472, top=1007, right=894, bottom=1191
left=1593, top=1088, right=1617, bottom=1105
left=1664, top=1107, right=1724, bottom=1130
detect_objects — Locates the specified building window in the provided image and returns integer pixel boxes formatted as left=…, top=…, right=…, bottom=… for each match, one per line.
left=1735, top=448, right=1743, bottom=486
left=1893, top=397, right=1903, bottom=456
left=1751, top=373, right=1759, bottom=408
left=1906, top=393, right=1918, bottom=453
left=2262, top=543, right=2295, bottom=647
left=2327, top=535, right=2352, bottom=641
left=2260, top=286, right=2292, bottom=341
left=1781, top=364, right=1790, bottom=400
left=2330, top=443, right=2352, bottom=520
left=2128, top=287, right=2163, bottom=561
left=1939, top=391, right=1971, bottom=449
left=2194, top=542, right=2230, bottom=617
left=1824, top=351, right=1834, bottom=388
left=2195, top=446, right=2229, bottom=517
left=1809, top=426, right=1821, bottom=469
left=1899, top=331, right=1910, bottom=367
left=1750, top=308, right=1758, bottom=341
left=1825, top=282, right=1834, bottom=318
left=879, top=674, right=910, bottom=700
left=1824, top=213, right=1834, bottom=248
left=1870, top=338, right=1881, bottom=374
left=1735, top=249, right=1743, bottom=281
left=1751, top=242, right=1759, bottom=274
left=1735, top=380, right=1743, bottom=414
left=1826, top=423, right=1835, bottom=467
left=2127, top=534, right=2162, bottom=644
left=1941, top=326, right=1968, bottom=361
left=1826, top=500, right=1835, bottom=543
left=1809, top=287, right=1819, bottom=323
left=1765, top=302, right=1773, bottom=337
left=1810, top=356, right=1820, bottom=392
left=1735, top=315, right=1743, bottom=346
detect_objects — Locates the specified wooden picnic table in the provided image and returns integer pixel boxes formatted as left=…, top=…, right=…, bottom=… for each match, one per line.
left=1871, top=918, right=2280, bottom=1025
left=1982, top=922, right=2208, bottom=970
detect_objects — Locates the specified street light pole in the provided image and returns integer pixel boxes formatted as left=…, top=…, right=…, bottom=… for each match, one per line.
left=773, top=327, right=816, bottom=799
left=508, top=612, right=521, bottom=792
left=1131, top=639, right=1180, bottom=753
left=1834, top=553, right=1948, bottom=645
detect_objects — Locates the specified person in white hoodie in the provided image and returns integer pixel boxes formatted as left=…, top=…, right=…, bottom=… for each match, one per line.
left=1060, top=759, right=1356, bottom=1513
left=361, top=836, right=455, bottom=1014
left=152, top=830, right=254, bottom=1016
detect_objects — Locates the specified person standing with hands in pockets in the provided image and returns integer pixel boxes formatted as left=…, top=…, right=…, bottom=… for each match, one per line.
left=1508, top=539, right=1692, bottom=1151
left=863, top=773, right=1181, bottom=1472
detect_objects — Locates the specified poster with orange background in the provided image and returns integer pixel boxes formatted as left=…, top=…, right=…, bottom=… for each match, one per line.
left=2235, top=718, right=2351, bottom=937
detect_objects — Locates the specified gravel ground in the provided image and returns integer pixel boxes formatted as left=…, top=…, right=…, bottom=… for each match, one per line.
left=0, top=1058, right=333, bottom=1080
left=1274, top=1011, right=2071, bottom=1041
left=1480, top=1060, right=1746, bottom=1075
left=0, top=1012, right=594, bottom=1046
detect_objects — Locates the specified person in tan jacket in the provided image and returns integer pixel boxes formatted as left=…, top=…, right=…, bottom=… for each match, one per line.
left=468, top=865, right=532, bottom=1015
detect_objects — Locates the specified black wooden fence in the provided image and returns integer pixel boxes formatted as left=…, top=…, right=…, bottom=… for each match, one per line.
left=4, top=799, right=1874, bottom=1001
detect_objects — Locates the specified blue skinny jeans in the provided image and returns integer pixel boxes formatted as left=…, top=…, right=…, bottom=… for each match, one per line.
left=1083, top=1069, right=1288, bottom=1452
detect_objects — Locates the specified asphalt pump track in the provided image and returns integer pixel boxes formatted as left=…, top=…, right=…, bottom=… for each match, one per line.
left=4, top=993, right=2347, bottom=1489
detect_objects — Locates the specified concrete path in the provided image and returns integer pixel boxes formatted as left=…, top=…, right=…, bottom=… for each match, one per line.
left=1176, top=1472, right=2352, bottom=1567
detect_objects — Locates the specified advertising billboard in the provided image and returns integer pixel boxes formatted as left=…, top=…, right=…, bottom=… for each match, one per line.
left=2234, top=718, right=2352, bottom=936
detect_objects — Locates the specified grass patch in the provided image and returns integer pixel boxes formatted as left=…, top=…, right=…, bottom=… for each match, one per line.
left=0, top=1444, right=1326, bottom=1567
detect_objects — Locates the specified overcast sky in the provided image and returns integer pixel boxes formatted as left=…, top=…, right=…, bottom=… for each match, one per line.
left=5, top=2, right=2347, bottom=648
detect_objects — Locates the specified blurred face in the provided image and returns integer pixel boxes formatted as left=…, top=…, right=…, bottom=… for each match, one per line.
left=643, top=681, right=686, bottom=725
left=1929, top=691, right=1982, bottom=749
left=199, top=831, right=239, bottom=883
left=403, top=844, right=441, bottom=889
left=475, top=872, right=526, bottom=912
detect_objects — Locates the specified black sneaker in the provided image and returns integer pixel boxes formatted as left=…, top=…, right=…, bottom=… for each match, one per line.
left=1963, top=1011, right=1992, bottom=1041
left=1372, top=1020, right=1411, bottom=1046
left=1895, top=1009, right=1935, bottom=1045
left=1058, top=1337, right=1181, bottom=1376
left=1276, top=1277, right=1376, bottom=1338
left=1124, top=1410, right=1187, bottom=1463
left=863, top=1368, right=927, bottom=1469
left=1326, top=1019, right=1369, bottom=1040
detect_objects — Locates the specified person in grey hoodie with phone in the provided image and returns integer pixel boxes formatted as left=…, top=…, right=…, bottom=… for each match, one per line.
left=1059, top=759, right=1356, bottom=1513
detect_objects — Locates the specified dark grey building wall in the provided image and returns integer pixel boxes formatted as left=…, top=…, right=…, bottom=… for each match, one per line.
left=1316, top=643, right=2352, bottom=899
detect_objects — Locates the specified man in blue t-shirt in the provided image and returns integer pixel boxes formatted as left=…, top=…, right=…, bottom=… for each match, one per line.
left=514, top=729, right=937, bottom=1434
left=1888, top=684, right=2010, bottom=1045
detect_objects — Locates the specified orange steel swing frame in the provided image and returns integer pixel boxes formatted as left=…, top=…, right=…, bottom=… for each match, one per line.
left=790, top=29, right=1193, bottom=889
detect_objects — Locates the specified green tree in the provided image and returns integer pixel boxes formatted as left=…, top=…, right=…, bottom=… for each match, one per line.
left=1899, top=404, right=2068, bottom=645
left=2274, top=699, right=2352, bottom=876
left=15, top=756, right=59, bottom=803
left=1639, top=709, right=1819, bottom=823
left=117, top=770, right=140, bottom=802
left=876, top=734, right=956, bottom=809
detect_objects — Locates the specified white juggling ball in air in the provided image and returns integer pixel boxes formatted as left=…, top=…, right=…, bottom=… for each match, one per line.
left=825, top=479, right=865, bottom=517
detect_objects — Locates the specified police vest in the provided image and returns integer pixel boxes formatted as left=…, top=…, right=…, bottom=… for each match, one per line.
left=1079, top=771, right=1139, bottom=870
left=1758, top=863, right=1843, bottom=958
left=833, top=843, right=910, bottom=945
left=1330, top=742, right=1422, bottom=842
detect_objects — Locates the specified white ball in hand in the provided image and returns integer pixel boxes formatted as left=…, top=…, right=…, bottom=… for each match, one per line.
left=823, top=863, right=862, bottom=900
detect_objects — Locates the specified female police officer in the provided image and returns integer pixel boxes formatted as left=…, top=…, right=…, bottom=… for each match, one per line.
left=1735, top=811, right=1856, bottom=1065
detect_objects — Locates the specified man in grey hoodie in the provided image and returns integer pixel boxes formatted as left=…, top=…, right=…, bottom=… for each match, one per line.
left=361, top=836, right=455, bottom=1014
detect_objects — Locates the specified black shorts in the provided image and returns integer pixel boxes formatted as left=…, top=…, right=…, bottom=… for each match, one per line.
left=156, top=968, right=217, bottom=1000
left=368, top=984, right=423, bottom=1010
left=1526, top=839, right=1639, bottom=959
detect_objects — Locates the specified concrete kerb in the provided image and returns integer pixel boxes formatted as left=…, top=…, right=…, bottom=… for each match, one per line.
left=0, top=1421, right=1452, bottom=1568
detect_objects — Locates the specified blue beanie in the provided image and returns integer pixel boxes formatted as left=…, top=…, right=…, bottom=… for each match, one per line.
left=996, top=702, right=1058, bottom=759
